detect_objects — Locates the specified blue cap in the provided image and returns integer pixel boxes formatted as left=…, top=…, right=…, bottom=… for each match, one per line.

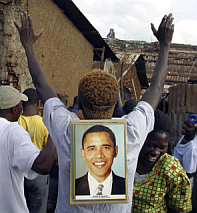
left=188, top=114, right=197, bottom=129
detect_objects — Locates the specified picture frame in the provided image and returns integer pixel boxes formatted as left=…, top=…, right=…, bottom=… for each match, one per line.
left=70, top=119, right=128, bottom=205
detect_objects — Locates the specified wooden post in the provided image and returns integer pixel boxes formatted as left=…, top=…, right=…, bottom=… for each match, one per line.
left=120, top=62, right=124, bottom=103
left=93, top=47, right=106, bottom=70
left=100, top=46, right=105, bottom=70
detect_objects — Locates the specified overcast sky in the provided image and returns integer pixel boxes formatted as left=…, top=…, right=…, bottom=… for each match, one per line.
left=72, top=0, right=197, bottom=45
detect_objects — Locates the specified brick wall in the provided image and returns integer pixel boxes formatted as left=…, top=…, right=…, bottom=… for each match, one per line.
left=122, top=64, right=141, bottom=101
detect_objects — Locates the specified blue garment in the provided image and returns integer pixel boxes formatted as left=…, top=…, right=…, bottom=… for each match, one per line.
left=47, top=164, right=59, bottom=210
left=24, top=174, right=49, bottom=213
left=67, top=106, right=79, bottom=113
left=112, top=104, right=123, bottom=118
left=47, top=177, right=58, bottom=210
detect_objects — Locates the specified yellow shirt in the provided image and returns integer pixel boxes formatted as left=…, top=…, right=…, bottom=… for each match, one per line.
left=18, top=115, right=48, bottom=150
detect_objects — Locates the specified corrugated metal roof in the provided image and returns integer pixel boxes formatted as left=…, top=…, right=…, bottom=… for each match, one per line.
left=115, top=53, right=140, bottom=80
left=146, top=65, right=197, bottom=84
left=116, top=53, right=140, bottom=65
left=92, top=53, right=149, bottom=89
left=105, top=38, right=197, bottom=89
left=53, top=0, right=119, bottom=62
left=147, top=57, right=197, bottom=82
left=116, top=53, right=149, bottom=89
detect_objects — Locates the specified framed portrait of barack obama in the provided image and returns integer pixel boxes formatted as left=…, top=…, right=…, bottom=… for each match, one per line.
left=70, top=119, right=128, bottom=205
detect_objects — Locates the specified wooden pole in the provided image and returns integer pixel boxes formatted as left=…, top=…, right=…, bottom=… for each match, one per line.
left=100, top=46, right=105, bottom=70
left=120, top=62, right=124, bottom=103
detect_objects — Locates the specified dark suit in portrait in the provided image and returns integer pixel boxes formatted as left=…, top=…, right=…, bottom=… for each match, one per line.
left=75, top=172, right=125, bottom=195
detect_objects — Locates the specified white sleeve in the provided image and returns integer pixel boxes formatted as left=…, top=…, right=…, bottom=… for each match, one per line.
left=182, top=146, right=197, bottom=174
left=11, top=124, right=40, bottom=179
left=124, top=101, right=154, bottom=149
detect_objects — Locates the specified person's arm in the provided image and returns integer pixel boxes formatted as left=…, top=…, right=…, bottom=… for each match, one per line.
left=14, top=11, right=57, bottom=105
left=31, top=135, right=56, bottom=174
left=141, top=13, right=174, bottom=111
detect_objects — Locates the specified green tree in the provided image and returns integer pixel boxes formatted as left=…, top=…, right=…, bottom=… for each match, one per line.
left=107, top=28, right=115, bottom=39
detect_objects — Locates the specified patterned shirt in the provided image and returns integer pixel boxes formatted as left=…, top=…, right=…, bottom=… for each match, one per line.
left=132, top=153, right=192, bottom=213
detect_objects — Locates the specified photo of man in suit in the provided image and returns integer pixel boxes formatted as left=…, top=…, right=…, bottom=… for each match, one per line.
left=75, top=125, right=125, bottom=196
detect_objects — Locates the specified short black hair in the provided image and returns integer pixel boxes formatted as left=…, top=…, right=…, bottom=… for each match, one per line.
left=152, top=109, right=173, bottom=135
left=22, top=88, right=40, bottom=107
left=82, top=125, right=116, bottom=148
left=74, top=96, right=79, bottom=104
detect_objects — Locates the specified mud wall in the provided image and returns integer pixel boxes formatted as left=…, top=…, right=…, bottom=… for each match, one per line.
left=0, top=0, right=30, bottom=91
left=0, top=0, right=94, bottom=106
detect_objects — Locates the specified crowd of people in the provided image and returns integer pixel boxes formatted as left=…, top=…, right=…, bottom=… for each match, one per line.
left=0, top=10, right=196, bottom=213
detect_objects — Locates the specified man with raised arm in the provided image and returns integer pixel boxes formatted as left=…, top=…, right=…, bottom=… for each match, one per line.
left=14, top=12, right=174, bottom=213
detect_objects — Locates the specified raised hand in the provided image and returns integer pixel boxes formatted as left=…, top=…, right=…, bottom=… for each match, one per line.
left=14, top=11, right=57, bottom=104
left=151, top=13, right=174, bottom=46
left=14, top=11, right=43, bottom=48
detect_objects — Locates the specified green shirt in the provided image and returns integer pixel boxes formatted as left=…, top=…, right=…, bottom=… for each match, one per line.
left=132, top=153, right=192, bottom=212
